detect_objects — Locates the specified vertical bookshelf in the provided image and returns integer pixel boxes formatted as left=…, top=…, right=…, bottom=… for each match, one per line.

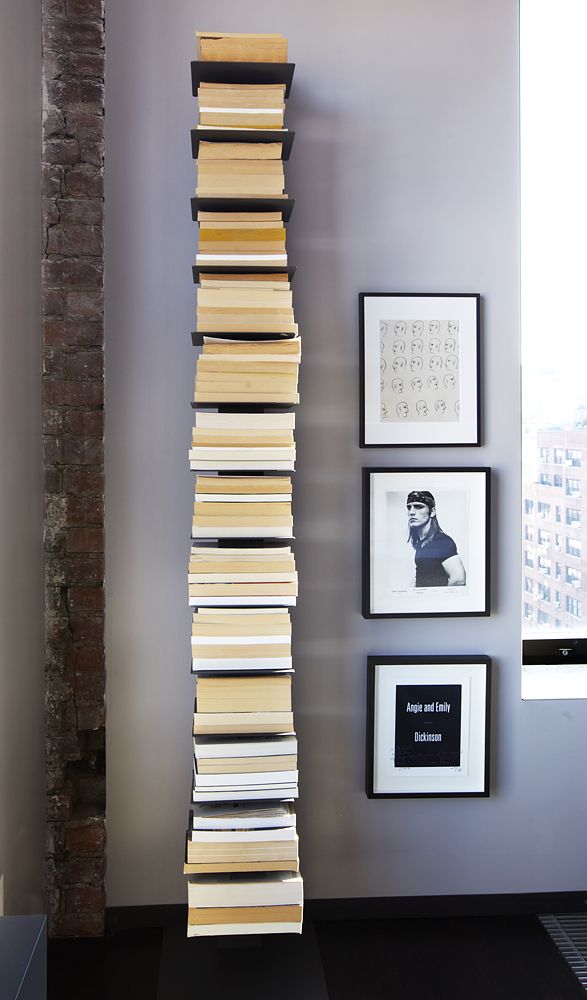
left=185, top=32, right=303, bottom=937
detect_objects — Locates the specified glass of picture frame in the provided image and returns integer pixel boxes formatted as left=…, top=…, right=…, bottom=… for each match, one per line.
left=363, top=467, right=490, bottom=618
left=360, top=293, right=480, bottom=447
left=366, top=656, right=491, bottom=798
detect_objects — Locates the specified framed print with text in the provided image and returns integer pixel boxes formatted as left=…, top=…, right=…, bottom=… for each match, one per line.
left=363, top=467, right=490, bottom=618
left=360, top=293, right=480, bottom=447
left=366, top=656, right=491, bottom=798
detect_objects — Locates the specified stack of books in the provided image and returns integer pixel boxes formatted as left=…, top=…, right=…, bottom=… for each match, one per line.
left=194, top=336, right=301, bottom=405
left=189, top=412, right=296, bottom=471
left=188, top=545, right=298, bottom=606
left=191, top=732, right=298, bottom=808
left=187, top=31, right=301, bottom=937
left=193, top=673, right=294, bottom=737
left=196, top=216, right=288, bottom=270
left=196, top=31, right=288, bottom=63
left=196, top=272, right=295, bottom=330
left=197, top=82, right=286, bottom=130
left=192, top=475, right=293, bottom=539
left=191, top=608, right=292, bottom=673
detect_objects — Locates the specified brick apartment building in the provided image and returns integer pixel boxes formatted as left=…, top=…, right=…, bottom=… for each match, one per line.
left=523, top=429, right=587, bottom=631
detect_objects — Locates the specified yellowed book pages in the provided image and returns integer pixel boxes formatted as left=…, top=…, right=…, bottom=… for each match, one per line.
left=195, top=476, right=291, bottom=492
left=199, top=113, right=284, bottom=129
left=202, top=339, right=299, bottom=355
left=200, top=272, right=289, bottom=283
left=196, top=755, right=297, bottom=773
left=194, top=500, right=291, bottom=516
left=200, top=226, right=286, bottom=242
left=192, top=615, right=291, bottom=632
left=189, top=564, right=294, bottom=579
left=198, top=142, right=284, bottom=161
left=198, top=212, right=283, bottom=223
left=192, top=709, right=295, bottom=735
left=193, top=432, right=294, bottom=447
left=188, top=904, right=302, bottom=926
left=197, top=322, right=296, bottom=335
left=186, top=846, right=298, bottom=865
left=195, top=392, right=299, bottom=404
left=192, top=626, right=291, bottom=639
left=197, top=182, right=284, bottom=197
left=184, top=859, right=298, bottom=875
left=198, top=288, right=292, bottom=304
left=196, top=364, right=297, bottom=380
left=198, top=160, right=284, bottom=176
left=198, top=83, right=286, bottom=107
left=196, top=34, right=288, bottom=64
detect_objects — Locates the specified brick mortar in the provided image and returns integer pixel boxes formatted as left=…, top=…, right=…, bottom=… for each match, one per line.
left=42, top=0, right=106, bottom=939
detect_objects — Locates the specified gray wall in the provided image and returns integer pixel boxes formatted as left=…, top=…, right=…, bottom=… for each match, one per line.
left=105, top=0, right=587, bottom=905
left=0, top=0, right=44, bottom=914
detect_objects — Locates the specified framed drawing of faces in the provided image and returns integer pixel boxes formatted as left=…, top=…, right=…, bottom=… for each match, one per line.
left=360, top=293, right=481, bottom=447
left=363, top=467, right=490, bottom=618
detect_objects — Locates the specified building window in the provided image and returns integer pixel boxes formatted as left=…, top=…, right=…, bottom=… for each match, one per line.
left=539, top=447, right=551, bottom=463
left=524, top=577, right=534, bottom=594
left=524, top=525, right=534, bottom=542
left=524, top=603, right=534, bottom=622
left=524, top=499, right=534, bottom=516
left=566, top=478, right=581, bottom=498
left=539, top=473, right=552, bottom=486
left=555, top=506, right=562, bottom=522
left=554, top=448, right=564, bottom=465
left=537, top=610, right=550, bottom=625
left=566, top=596, right=582, bottom=618
left=553, top=474, right=563, bottom=488
left=566, top=538, right=582, bottom=558
left=537, top=556, right=551, bottom=575
left=566, top=507, right=581, bottom=527
left=566, top=566, right=581, bottom=588
left=537, top=529, right=550, bottom=547
left=537, top=583, right=551, bottom=602
left=566, top=449, right=581, bottom=467
left=525, top=551, right=534, bottom=569
left=537, top=502, right=550, bottom=519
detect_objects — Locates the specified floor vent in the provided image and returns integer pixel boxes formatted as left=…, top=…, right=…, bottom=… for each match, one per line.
left=540, top=913, right=587, bottom=992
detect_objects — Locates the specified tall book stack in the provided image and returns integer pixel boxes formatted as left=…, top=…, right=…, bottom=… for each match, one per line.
left=186, top=32, right=302, bottom=938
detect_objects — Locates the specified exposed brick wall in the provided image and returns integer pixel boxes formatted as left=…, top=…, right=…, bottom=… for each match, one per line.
left=42, top=0, right=106, bottom=938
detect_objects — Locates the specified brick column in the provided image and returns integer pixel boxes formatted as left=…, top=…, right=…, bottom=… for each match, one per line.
left=42, top=0, right=106, bottom=937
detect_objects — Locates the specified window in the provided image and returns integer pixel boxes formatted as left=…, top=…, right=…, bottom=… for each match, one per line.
left=537, top=529, right=550, bottom=547
left=521, top=0, right=587, bottom=698
left=537, top=556, right=551, bottom=576
left=537, top=583, right=550, bottom=602
left=524, top=525, right=534, bottom=542
left=524, top=577, right=534, bottom=594
left=566, top=538, right=582, bottom=558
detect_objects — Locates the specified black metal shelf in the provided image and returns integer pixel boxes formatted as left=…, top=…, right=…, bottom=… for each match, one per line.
left=193, top=264, right=296, bottom=282
left=191, top=196, right=295, bottom=222
left=191, top=61, right=295, bottom=99
left=192, top=128, right=294, bottom=161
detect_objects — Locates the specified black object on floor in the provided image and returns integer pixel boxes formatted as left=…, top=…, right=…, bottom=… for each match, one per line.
left=314, top=915, right=587, bottom=1000
left=48, top=926, right=162, bottom=1000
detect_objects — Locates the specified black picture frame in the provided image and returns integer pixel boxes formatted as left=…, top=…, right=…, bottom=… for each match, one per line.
left=366, top=655, right=491, bottom=798
left=359, top=292, right=481, bottom=447
left=363, top=467, right=490, bottom=618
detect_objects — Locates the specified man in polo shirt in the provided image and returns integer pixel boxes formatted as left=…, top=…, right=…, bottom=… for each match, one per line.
left=406, top=490, right=466, bottom=588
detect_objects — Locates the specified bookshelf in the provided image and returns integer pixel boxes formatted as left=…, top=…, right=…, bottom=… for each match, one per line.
left=186, top=31, right=302, bottom=938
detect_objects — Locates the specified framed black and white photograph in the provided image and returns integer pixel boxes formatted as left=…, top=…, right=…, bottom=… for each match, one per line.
left=366, top=656, right=491, bottom=798
left=359, top=293, right=480, bottom=447
left=363, top=467, right=490, bottom=618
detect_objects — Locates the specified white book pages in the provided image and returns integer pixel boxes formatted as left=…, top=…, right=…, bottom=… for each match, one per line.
left=191, top=786, right=298, bottom=802
left=187, top=922, right=301, bottom=937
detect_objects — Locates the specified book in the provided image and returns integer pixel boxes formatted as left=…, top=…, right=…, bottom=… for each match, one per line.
left=192, top=475, right=293, bottom=539
left=188, top=545, right=297, bottom=606
left=196, top=674, right=291, bottom=713
left=191, top=608, right=292, bottom=671
left=191, top=784, right=297, bottom=801
left=196, top=32, right=288, bottom=64
left=185, top=827, right=299, bottom=865
left=188, top=870, right=303, bottom=906
left=190, top=801, right=296, bottom=830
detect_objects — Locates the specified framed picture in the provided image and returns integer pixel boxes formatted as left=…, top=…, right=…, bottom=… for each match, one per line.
left=366, top=656, right=491, bottom=798
left=359, top=293, right=480, bottom=447
left=363, top=467, right=490, bottom=618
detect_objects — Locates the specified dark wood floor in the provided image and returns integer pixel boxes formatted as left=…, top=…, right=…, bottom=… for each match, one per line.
left=48, top=911, right=585, bottom=1000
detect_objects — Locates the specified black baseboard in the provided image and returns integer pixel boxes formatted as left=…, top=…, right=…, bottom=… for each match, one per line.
left=106, top=891, right=587, bottom=933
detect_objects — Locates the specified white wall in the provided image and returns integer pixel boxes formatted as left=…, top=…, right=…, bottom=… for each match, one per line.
left=105, top=0, right=587, bottom=904
left=0, top=0, right=44, bottom=914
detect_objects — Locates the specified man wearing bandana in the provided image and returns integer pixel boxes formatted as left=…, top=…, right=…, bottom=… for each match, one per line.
left=406, top=491, right=466, bottom=587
